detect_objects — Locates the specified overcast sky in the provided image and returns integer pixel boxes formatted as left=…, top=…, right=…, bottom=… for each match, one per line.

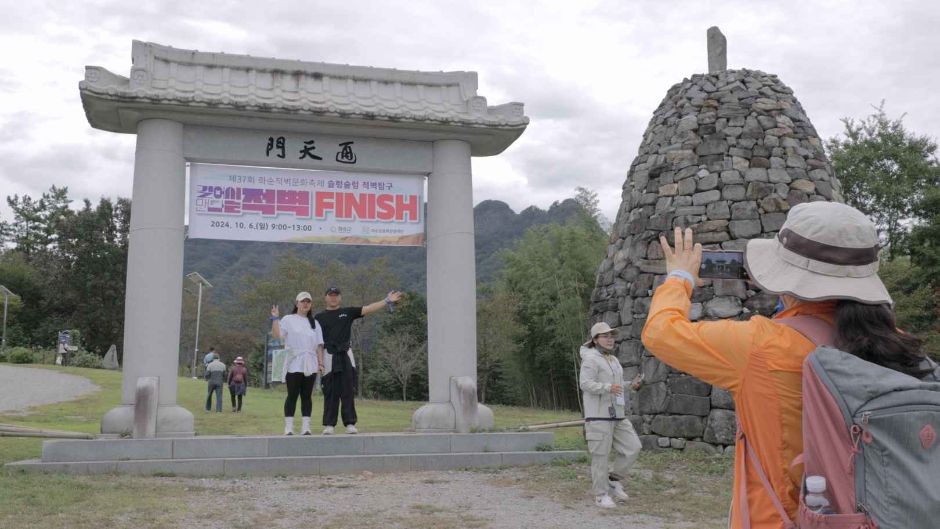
left=2, top=0, right=939, bottom=224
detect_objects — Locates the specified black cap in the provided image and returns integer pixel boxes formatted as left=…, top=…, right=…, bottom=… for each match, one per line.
left=325, top=286, right=341, bottom=295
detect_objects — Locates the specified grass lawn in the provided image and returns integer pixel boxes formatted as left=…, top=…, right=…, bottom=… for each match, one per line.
left=0, top=364, right=732, bottom=528
left=0, top=364, right=586, bottom=466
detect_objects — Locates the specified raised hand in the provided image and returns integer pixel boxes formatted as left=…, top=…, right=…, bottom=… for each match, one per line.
left=659, top=227, right=703, bottom=284
left=271, top=304, right=280, bottom=319
left=387, top=290, right=404, bottom=303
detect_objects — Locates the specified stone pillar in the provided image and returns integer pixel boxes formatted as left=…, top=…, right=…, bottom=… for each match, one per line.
left=101, top=119, right=194, bottom=437
left=412, top=140, right=493, bottom=431
left=707, top=27, right=727, bottom=74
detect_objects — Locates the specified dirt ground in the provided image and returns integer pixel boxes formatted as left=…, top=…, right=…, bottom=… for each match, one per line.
left=161, top=467, right=717, bottom=529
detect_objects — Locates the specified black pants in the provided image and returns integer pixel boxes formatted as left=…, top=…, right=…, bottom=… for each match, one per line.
left=322, top=367, right=357, bottom=426
left=229, top=387, right=243, bottom=412
left=283, top=372, right=317, bottom=417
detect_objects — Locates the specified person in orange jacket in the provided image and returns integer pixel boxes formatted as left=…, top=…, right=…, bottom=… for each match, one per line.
left=641, top=202, right=927, bottom=529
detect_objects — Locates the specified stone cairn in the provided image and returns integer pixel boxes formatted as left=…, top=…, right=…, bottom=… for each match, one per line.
left=590, top=30, right=843, bottom=453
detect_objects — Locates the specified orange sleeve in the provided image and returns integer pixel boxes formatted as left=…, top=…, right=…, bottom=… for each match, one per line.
left=641, top=277, right=757, bottom=393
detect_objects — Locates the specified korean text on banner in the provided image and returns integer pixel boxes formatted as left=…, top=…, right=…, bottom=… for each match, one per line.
left=189, top=163, right=425, bottom=246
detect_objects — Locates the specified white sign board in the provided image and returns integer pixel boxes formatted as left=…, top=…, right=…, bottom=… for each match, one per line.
left=269, top=348, right=289, bottom=383
left=189, top=163, right=425, bottom=246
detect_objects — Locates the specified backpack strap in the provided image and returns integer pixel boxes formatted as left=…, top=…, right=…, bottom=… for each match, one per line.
left=736, top=425, right=797, bottom=529
left=775, top=315, right=836, bottom=347
left=734, top=315, right=835, bottom=529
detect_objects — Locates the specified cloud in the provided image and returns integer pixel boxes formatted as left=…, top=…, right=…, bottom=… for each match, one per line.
left=2, top=0, right=940, bottom=226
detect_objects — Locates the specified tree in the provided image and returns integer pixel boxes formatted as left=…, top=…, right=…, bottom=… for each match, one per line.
left=909, top=188, right=940, bottom=287
left=879, top=257, right=939, bottom=360
left=574, top=186, right=611, bottom=231
left=53, top=198, right=131, bottom=354
left=574, top=186, right=601, bottom=221
left=1, top=186, right=70, bottom=260
left=375, top=331, right=426, bottom=400
left=0, top=252, right=39, bottom=346
left=499, top=215, right=607, bottom=409
left=476, top=287, right=522, bottom=404
left=0, top=188, right=129, bottom=351
left=827, top=104, right=940, bottom=257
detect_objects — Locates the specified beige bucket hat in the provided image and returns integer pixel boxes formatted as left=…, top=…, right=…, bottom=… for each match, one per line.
left=584, top=322, right=618, bottom=347
left=743, top=201, right=892, bottom=305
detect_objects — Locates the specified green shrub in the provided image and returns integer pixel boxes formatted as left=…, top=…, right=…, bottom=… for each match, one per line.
left=8, top=347, right=35, bottom=364
left=70, top=350, right=103, bottom=369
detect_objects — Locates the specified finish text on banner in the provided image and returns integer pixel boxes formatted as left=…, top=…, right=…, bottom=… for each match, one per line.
left=189, top=164, right=425, bottom=246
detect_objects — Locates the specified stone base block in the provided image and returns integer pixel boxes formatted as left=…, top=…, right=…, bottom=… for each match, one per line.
left=101, top=404, right=194, bottom=437
left=6, top=431, right=582, bottom=477
left=412, top=402, right=494, bottom=432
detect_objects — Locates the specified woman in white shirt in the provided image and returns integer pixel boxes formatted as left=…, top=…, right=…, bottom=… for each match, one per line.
left=271, top=291, right=325, bottom=435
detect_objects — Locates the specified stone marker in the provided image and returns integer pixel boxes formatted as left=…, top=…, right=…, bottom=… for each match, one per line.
left=707, top=26, right=727, bottom=74
left=451, top=376, right=484, bottom=434
left=133, top=377, right=158, bottom=439
left=103, top=344, right=120, bottom=370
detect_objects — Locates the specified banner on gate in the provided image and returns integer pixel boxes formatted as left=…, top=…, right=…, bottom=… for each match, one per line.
left=189, top=163, right=425, bottom=246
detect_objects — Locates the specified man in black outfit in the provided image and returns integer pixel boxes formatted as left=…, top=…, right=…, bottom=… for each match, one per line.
left=316, top=286, right=403, bottom=434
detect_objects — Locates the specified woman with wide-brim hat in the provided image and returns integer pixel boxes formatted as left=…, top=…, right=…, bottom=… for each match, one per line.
left=642, top=201, right=933, bottom=528
left=227, top=356, right=249, bottom=413
left=580, top=321, right=643, bottom=509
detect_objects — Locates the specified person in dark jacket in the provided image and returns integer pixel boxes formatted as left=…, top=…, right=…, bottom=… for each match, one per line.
left=227, top=356, right=249, bottom=412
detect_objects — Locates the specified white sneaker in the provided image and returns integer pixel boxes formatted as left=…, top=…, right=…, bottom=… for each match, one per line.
left=595, top=494, right=616, bottom=509
left=322, top=426, right=334, bottom=435
left=345, top=424, right=358, bottom=434
left=608, top=480, right=629, bottom=501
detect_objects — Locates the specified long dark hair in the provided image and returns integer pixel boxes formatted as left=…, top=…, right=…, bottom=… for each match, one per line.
left=834, top=300, right=927, bottom=377
left=290, top=304, right=317, bottom=331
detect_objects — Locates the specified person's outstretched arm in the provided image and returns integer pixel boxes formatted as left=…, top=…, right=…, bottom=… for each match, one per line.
left=361, top=290, right=404, bottom=316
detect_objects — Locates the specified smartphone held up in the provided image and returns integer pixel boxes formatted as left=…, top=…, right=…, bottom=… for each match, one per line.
left=699, top=250, right=748, bottom=280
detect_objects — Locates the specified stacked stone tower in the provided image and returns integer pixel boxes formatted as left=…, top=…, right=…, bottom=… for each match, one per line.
left=590, top=30, right=844, bottom=452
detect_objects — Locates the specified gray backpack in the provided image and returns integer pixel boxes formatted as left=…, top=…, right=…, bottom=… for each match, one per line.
left=744, top=316, right=940, bottom=528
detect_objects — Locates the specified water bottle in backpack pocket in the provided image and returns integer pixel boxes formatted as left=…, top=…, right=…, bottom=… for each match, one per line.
left=798, top=347, right=940, bottom=529
left=803, top=476, right=833, bottom=514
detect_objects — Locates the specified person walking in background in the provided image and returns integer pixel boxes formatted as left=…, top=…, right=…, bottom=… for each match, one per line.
left=203, top=347, right=217, bottom=368
left=316, top=286, right=403, bottom=435
left=271, top=291, right=325, bottom=436
left=580, top=322, right=643, bottom=509
left=227, top=356, right=248, bottom=413
left=641, top=202, right=935, bottom=528
left=204, top=354, right=226, bottom=413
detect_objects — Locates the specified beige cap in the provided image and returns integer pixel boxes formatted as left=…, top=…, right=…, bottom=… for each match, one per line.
left=583, top=322, right=618, bottom=347
left=295, top=291, right=313, bottom=302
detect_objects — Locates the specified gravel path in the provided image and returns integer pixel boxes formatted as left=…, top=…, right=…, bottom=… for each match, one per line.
left=0, top=365, right=99, bottom=413
left=168, top=469, right=700, bottom=529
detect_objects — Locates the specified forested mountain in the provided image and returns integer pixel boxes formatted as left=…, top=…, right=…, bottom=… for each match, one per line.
left=182, top=198, right=586, bottom=304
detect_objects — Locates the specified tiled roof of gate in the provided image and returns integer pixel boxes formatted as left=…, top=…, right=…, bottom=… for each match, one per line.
left=80, top=41, right=528, bottom=132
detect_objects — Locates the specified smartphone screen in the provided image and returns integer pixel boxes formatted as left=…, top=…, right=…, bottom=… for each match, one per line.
left=699, top=250, right=747, bottom=280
